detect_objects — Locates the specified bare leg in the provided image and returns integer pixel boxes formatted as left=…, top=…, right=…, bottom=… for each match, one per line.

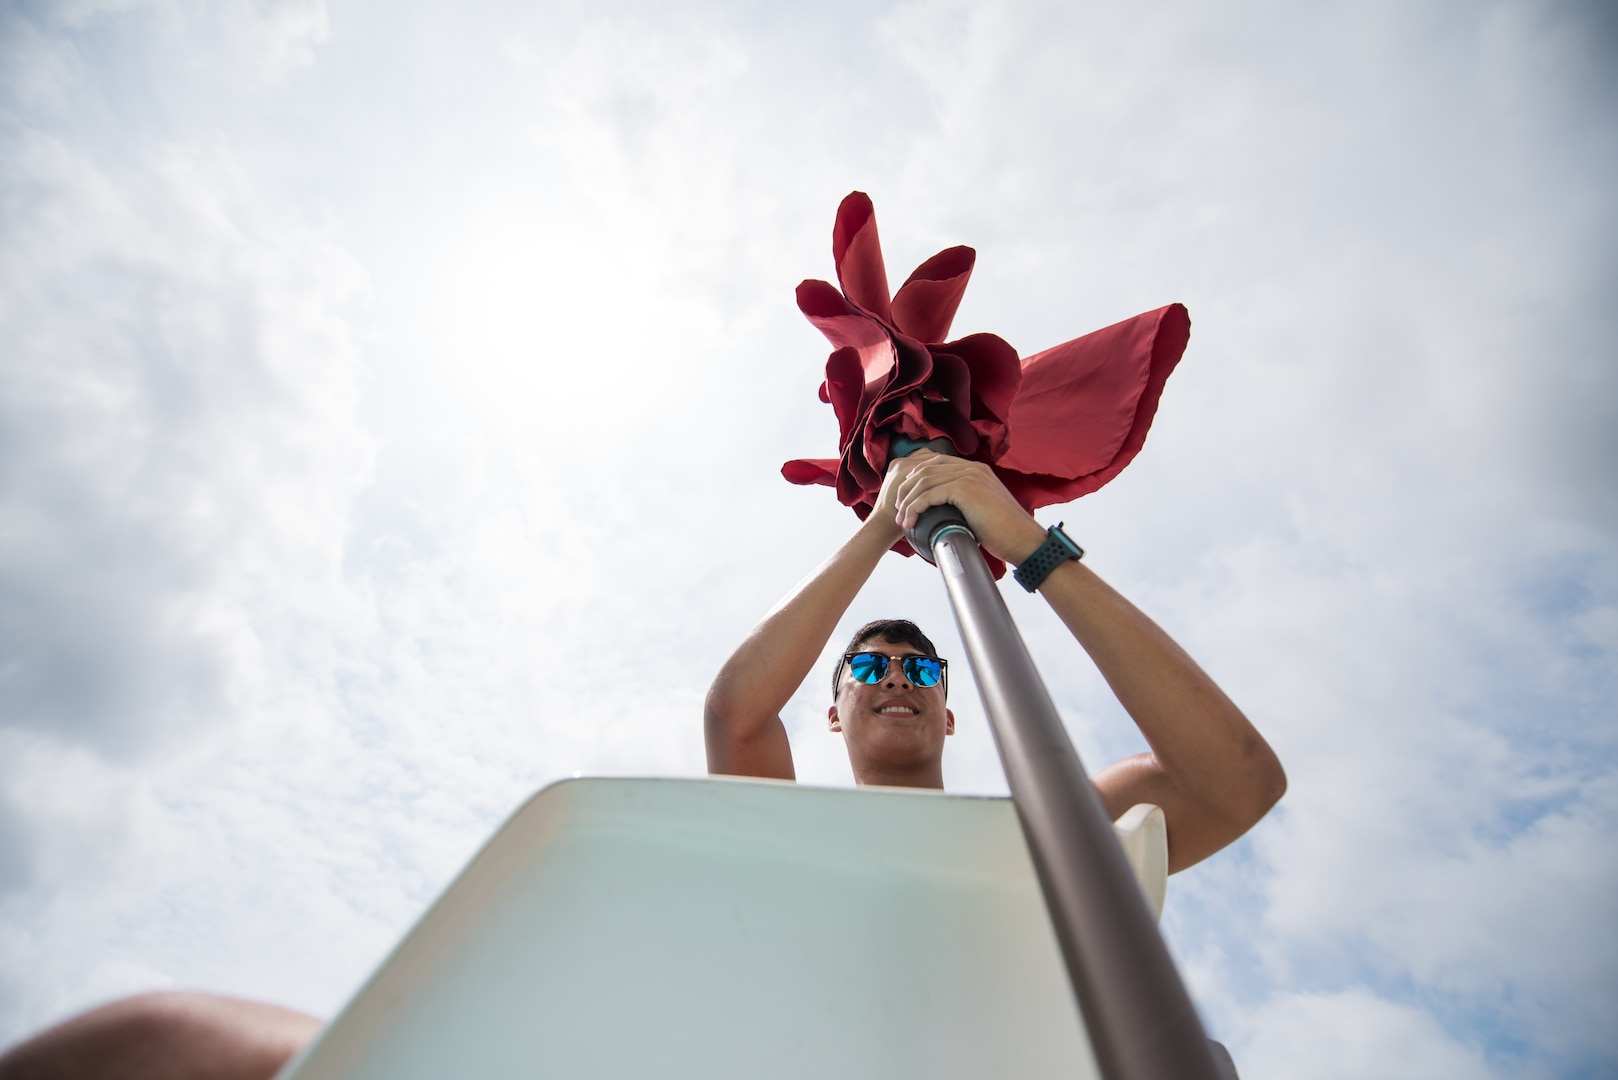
left=0, top=992, right=321, bottom=1080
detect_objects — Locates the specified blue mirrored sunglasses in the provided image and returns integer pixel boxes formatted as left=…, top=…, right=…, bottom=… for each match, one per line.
left=840, top=651, right=947, bottom=691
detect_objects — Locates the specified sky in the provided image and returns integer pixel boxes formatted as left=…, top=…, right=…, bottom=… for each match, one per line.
left=0, top=0, right=1614, bottom=1076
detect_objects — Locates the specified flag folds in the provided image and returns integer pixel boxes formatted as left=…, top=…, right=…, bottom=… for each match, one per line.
left=783, top=192, right=1190, bottom=570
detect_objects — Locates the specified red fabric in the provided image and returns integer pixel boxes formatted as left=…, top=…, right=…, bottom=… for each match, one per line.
left=783, top=192, right=1190, bottom=573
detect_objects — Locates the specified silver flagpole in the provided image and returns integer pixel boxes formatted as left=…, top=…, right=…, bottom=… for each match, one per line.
left=906, top=499, right=1224, bottom=1080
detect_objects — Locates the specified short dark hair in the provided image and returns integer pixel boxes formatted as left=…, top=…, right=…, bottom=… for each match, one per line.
left=831, top=619, right=942, bottom=698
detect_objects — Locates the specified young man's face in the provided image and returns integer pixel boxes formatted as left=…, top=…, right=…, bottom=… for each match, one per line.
left=828, top=639, right=955, bottom=778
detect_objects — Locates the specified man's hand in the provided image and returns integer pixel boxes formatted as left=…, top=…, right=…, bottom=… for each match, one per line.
left=860, top=455, right=909, bottom=548
left=888, top=451, right=1046, bottom=565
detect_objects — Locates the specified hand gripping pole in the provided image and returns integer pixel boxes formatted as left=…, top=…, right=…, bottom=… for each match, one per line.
left=901, top=473, right=1224, bottom=1080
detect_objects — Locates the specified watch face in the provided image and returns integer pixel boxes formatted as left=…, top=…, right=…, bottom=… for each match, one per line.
left=1052, top=525, right=1082, bottom=558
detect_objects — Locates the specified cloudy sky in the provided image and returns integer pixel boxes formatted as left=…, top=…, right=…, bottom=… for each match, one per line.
left=1, top=0, right=1614, bottom=1076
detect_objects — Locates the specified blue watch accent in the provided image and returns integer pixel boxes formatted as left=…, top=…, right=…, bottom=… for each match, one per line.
left=888, top=435, right=958, bottom=460
left=1013, top=522, right=1084, bottom=593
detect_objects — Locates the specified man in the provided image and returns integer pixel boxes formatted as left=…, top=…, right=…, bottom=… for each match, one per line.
left=706, top=451, right=1285, bottom=873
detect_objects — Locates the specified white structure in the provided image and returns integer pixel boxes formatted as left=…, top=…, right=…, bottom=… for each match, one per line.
left=279, top=777, right=1169, bottom=1080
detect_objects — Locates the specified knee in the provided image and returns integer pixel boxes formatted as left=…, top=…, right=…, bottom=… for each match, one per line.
left=0, top=991, right=320, bottom=1080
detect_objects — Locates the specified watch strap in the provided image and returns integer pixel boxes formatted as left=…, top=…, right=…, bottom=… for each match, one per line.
left=1013, top=522, right=1084, bottom=593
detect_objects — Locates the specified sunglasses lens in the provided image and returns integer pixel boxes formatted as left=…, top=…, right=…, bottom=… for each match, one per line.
left=848, top=653, right=888, bottom=684
left=904, top=657, right=943, bottom=687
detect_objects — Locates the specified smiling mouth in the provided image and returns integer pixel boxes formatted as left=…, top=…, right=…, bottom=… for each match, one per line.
left=877, top=705, right=918, bottom=715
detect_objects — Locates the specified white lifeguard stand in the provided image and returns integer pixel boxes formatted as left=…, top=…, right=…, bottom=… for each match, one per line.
left=278, top=777, right=1168, bottom=1080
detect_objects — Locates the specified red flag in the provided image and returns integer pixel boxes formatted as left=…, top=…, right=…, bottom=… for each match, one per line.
left=784, top=193, right=1189, bottom=574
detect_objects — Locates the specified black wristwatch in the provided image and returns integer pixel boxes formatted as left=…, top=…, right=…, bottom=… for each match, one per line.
left=1013, top=522, right=1084, bottom=592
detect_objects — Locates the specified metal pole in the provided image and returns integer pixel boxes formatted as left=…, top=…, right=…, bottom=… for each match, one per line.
left=916, top=515, right=1224, bottom=1080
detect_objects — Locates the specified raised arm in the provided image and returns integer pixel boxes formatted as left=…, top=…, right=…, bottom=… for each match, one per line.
left=704, top=471, right=908, bottom=780
left=894, top=452, right=1286, bottom=872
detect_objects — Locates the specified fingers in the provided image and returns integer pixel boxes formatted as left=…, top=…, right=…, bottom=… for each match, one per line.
left=890, top=454, right=1043, bottom=562
left=893, top=456, right=991, bottom=527
left=861, top=451, right=932, bottom=543
left=877, top=450, right=937, bottom=520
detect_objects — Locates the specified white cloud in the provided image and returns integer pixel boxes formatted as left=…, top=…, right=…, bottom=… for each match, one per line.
left=0, top=14, right=84, bottom=112
left=43, top=0, right=327, bottom=74
left=0, top=100, right=374, bottom=1033
left=230, top=0, right=328, bottom=70
left=0, top=126, right=370, bottom=752
left=1231, top=988, right=1501, bottom=1080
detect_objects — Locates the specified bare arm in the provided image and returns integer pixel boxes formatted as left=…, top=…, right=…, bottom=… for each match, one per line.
left=704, top=476, right=908, bottom=779
left=1031, top=562, right=1286, bottom=871
left=894, top=453, right=1286, bottom=872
